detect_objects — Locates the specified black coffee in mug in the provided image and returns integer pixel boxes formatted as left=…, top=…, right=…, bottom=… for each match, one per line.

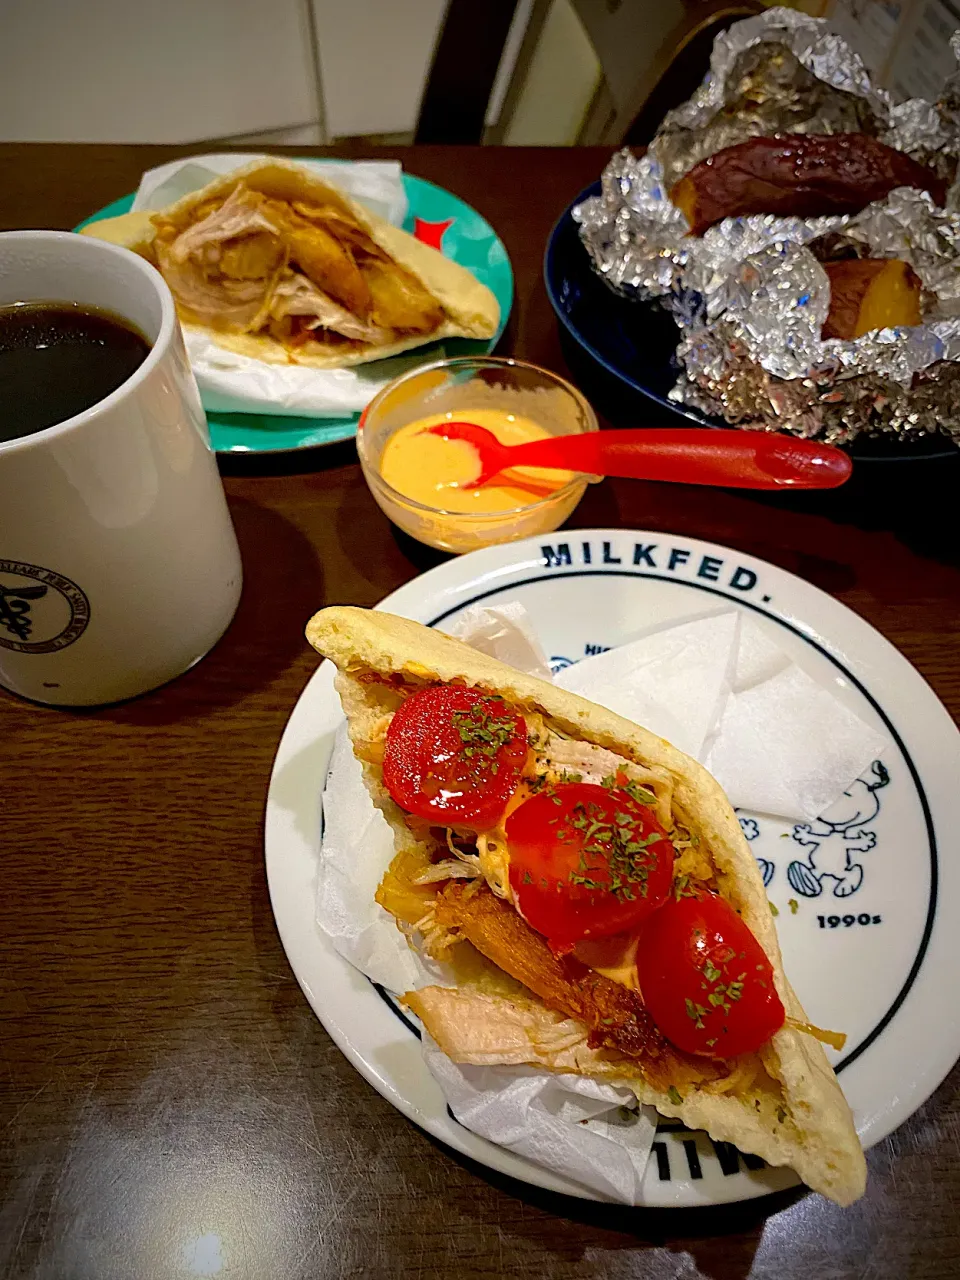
left=0, top=301, right=151, bottom=442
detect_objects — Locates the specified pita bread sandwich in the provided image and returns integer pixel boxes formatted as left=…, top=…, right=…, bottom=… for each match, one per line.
left=305, top=605, right=867, bottom=1206
left=80, top=159, right=499, bottom=368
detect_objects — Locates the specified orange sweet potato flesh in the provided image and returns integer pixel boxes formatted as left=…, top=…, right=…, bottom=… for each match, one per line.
left=822, top=259, right=922, bottom=340
left=671, top=133, right=945, bottom=236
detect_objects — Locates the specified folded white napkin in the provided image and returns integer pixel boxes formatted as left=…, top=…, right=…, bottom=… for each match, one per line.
left=422, top=1036, right=657, bottom=1202
left=317, top=727, right=424, bottom=993
left=705, top=635, right=888, bottom=820
left=315, top=602, right=888, bottom=1201
left=446, top=601, right=553, bottom=681
left=554, top=609, right=887, bottom=822
left=555, top=611, right=739, bottom=759
left=130, top=153, right=425, bottom=419
left=132, top=154, right=408, bottom=224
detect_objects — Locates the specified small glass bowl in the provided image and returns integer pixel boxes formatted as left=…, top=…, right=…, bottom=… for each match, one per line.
left=357, top=356, right=599, bottom=553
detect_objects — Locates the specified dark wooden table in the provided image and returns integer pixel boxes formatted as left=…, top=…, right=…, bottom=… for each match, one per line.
left=2, top=144, right=959, bottom=1280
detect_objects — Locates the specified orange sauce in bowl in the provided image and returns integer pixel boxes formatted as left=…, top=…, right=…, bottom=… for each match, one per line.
left=378, top=409, right=574, bottom=512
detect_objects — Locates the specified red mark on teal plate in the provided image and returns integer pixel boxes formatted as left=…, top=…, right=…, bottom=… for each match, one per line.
left=413, top=217, right=455, bottom=252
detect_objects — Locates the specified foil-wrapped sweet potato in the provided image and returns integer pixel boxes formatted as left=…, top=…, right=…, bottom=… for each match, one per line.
left=822, top=259, right=922, bottom=340
left=670, top=134, right=946, bottom=236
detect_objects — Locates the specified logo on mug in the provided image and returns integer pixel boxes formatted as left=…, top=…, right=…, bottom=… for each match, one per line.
left=0, top=560, right=90, bottom=654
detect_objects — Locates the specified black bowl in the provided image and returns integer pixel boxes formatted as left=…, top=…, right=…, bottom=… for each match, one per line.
left=544, top=182, right=959, bottom=465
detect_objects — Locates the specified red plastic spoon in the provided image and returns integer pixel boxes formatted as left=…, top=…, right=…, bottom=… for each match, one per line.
left=425, top=422, right=852, bottom=490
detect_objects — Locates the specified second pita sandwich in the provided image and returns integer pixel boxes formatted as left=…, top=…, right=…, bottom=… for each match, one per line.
left=80, top=159, right=500, bottom=369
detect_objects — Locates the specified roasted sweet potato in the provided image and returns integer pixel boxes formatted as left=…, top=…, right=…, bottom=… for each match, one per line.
left=822, top=258, right=922, bottom=340
left=671, top=133, right=946, bottom=236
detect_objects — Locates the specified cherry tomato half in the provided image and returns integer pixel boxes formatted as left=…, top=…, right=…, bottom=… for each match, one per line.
left=634, top=891, right=785, bottom=1058
left=505, top=782, right=674, bottom=949
left=382, top=685, right=527, bottom=830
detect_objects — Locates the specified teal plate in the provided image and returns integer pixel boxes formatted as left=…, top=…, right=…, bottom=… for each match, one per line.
left=76, top=168, right=513, bottom=454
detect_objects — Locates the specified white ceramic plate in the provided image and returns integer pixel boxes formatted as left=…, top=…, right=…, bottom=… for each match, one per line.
left=265, top=528, right=960, bottom=1207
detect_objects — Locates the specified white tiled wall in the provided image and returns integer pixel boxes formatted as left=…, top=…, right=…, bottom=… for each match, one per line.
left=1, top=0, right=322, bottom=142
left=0, top=0, right=594, bottom=146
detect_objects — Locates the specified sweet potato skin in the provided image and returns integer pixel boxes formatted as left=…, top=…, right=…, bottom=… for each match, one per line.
left=671, top=133, right=946, bottom=236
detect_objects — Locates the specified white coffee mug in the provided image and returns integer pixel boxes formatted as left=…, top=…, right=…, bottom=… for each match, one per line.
left=0, top=230, right=242, bottom=706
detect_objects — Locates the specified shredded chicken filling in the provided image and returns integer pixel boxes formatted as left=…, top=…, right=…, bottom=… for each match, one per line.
left=358, top=674, right=804, bottom=1093
left=431, top=880, right=729, bottom=1093
left=152, top=183, right=446, bottom=349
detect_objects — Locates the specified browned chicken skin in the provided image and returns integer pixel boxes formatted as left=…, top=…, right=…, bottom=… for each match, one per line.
left=433, top=880, right=728, bottom=1091
left=152, top=182, right=446, bottom=346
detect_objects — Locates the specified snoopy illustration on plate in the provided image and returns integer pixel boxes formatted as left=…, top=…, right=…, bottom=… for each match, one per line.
left=787, top=760, right=890, bottom=898
left=736, top=816, right=775, bottom=886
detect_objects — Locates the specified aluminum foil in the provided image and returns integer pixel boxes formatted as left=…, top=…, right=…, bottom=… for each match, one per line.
left=573, top=6, right=960, bottom=444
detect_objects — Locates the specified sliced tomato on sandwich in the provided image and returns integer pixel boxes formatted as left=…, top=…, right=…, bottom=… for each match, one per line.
left=382, top=684, right=528, bottom=830
left=634, top=889, right=786, bottom=1057
left=505, top=781, right=674, bottom=950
